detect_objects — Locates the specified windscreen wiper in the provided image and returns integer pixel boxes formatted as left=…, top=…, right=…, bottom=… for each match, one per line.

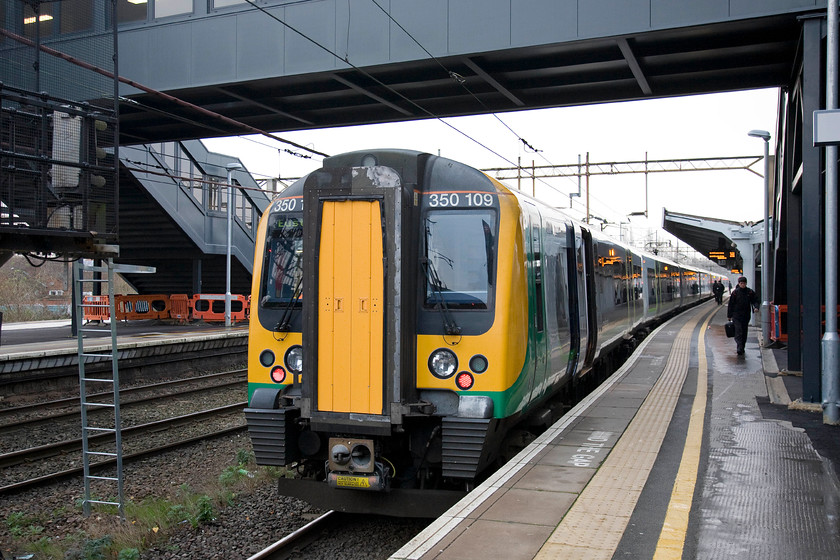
left=275, top=275, right=303, bottom=332
left=273, top=247, right=303, bottom=332
left=423, top=219, right=460, bottom=335
left=422, top=256, right=461, bottom=336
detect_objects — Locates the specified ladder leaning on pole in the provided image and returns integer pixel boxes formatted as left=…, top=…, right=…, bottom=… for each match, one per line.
left=74, top=258, right=125, bottom=519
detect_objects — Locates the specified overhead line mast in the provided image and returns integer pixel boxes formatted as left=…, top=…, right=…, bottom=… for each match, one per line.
left=483, top=154, right=765, bottom=223
left=483, top=155, right=764, bottom=179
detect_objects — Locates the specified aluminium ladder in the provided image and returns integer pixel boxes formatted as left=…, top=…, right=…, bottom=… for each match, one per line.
left=74, top=258, right=125, bottom=519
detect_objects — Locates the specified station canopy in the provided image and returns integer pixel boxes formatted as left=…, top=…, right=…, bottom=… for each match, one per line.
left=663, top=209, right=745, bottom=273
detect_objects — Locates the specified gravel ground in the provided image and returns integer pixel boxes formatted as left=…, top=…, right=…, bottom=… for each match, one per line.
left=1, top=433, right=318, bottom=559
left=2, top=423, right=428, bottom=560
left=2, top=370, right=429, bottom=559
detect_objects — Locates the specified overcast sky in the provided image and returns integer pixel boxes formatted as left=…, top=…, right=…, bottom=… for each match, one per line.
left=203, top=87, right=778, bottom=252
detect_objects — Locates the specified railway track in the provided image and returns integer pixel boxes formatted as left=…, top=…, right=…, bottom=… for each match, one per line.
left=0, top=370, right=249, bottom=495
left=0, top=423, right=247, bottom=496
left=0, top=368, right=246, bottom=427
left=245, top=511, right=344, bottom=560
left=0, top=402, right=247, bottom=470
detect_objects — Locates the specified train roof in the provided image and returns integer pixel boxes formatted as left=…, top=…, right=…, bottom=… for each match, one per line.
left=269, top=149, right=721, bottom=279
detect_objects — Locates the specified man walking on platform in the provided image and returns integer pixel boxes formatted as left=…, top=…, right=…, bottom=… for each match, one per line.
left=727, top=276, right=759, bottom=355
left=713, top=280, right=725, bottom=305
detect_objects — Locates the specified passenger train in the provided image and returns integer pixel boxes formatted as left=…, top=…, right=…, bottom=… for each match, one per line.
left=244, top=149, right=720, bottom=516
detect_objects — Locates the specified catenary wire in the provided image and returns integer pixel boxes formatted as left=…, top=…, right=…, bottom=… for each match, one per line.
left=240, top=0, right=628, bottom=220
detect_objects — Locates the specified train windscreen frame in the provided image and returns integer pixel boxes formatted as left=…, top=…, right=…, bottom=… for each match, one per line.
left=260, top=211, right=304, bottom=309
left=422, top=209, right=497, bottom=310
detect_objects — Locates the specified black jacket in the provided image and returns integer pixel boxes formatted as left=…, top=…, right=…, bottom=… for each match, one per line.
left=728, top=286, right=758, bottom=321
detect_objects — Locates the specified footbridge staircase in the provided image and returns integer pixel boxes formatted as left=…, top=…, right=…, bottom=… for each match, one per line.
left=116, top=140, right=273, bottom=296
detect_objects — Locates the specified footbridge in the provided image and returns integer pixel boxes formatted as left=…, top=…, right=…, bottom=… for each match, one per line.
left=115, top=1, right=812, bottom=143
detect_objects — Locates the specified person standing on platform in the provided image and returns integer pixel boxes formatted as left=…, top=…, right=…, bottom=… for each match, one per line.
left=727, top=276, right=759, bottom=355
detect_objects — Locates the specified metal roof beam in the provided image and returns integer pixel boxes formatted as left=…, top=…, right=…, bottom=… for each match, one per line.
left=330, top=74, right=414, bottom=117
left=462, top=57, right=525, bottom=107
left=216, top=87, right=315, bottom=126
left=617, top=38, right=653, bottom=95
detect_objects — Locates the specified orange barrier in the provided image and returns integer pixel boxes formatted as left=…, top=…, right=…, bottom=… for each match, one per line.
left=191, top=294, right=248, bottom=323
left=115, top=294, right=171, bottom=321
left=169, top=294, right=192, bottom=323
left=771, top=304, right=840, bottom=343
left=82, top=295, right=110, bottom=322
left=771, top=304, right=787, bottom=343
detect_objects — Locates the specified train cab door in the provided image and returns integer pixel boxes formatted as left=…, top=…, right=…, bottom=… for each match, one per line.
left=524, top=202, right=548, bottom=400
left=316, top=199, right=384, bottom=414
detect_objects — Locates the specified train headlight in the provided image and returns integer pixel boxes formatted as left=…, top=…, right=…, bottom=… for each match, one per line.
left=284, top=345, right=303, bottom=374
left=429, top=348, right=458, bottom=379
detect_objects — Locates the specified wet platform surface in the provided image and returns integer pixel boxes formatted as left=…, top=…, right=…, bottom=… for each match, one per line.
left=392, top=301, right=840, bottom=560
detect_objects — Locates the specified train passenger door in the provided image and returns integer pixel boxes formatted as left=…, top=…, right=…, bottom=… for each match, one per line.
left=524, top=202, right=548, bottom=400
left=580, top=228, right=598, bottom=368
left=316, top=200, right=384, bottom=414
left=565, top=224, right=582, bottom=376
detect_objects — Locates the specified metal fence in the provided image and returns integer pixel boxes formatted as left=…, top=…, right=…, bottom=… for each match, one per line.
left=0, top=0, right=119, bottom=257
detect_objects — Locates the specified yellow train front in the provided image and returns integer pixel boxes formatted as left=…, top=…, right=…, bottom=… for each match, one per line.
left=244, top=149, right=550, bottom=516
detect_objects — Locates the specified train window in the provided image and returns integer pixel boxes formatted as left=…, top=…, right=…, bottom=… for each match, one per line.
left=261, top=214, right=304, bottom=307
left=423, top=210, right=497, bottom=310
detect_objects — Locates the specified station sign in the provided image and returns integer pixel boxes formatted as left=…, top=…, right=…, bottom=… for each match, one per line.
left=814, top=109, right=840, bottom=146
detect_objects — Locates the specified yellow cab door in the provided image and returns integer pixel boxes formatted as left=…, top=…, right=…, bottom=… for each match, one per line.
left=317, top=200, right=384, bottom=414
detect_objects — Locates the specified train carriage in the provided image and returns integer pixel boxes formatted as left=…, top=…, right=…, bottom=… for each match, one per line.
left=244, top=149, right=715, bottom=516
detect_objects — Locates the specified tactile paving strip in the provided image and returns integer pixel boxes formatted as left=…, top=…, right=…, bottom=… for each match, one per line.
left=535, top=318, right=697, bottom=560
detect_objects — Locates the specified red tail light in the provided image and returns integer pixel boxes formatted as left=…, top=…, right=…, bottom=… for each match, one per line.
left=456, top=372, right=474, bottom=390
left=270, top=366, right=287, bottom=383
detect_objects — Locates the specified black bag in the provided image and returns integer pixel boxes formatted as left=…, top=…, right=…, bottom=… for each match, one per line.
left=724, top=321, right=735, bottom=338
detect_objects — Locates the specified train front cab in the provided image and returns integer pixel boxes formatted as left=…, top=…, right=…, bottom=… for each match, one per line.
left=245, top=152, right=422, bottom=492
left=246, top=151, right=536, bottom=510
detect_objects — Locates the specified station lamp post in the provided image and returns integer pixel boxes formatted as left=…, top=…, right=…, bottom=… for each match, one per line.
left=748, top=129, right=771, bottom=347
left=225, top=163, right=243, bottom=327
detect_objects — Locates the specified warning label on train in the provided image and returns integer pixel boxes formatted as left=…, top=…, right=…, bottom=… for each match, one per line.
left=335, top=475, right=371, bottom=488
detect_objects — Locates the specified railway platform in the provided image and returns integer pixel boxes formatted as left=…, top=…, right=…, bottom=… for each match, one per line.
left=0, top=319, right=248, bottom=395
left=391, top=301, right=840, bottom=560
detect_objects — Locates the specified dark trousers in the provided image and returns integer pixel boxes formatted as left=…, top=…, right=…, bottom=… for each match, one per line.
left=733, top=317, right=749, bottom=352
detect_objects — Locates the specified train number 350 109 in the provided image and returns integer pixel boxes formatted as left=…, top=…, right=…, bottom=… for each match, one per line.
left=427, top=192, right=495, bottom=207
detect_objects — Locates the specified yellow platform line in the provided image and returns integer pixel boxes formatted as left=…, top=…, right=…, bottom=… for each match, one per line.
left=652, top=312, right=712, bottom=559
left=536, top=307, right=713, bottom=560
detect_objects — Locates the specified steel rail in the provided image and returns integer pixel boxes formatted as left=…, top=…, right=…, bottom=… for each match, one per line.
left=0, top=373, right=246, bottom=430
left=0, top=402, right=247, bottom=469
left=244, top=511, right=342, bottom=560
left=0, top=424, right=247, bottom=496
left=0, top=369, right=246, bottom=421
